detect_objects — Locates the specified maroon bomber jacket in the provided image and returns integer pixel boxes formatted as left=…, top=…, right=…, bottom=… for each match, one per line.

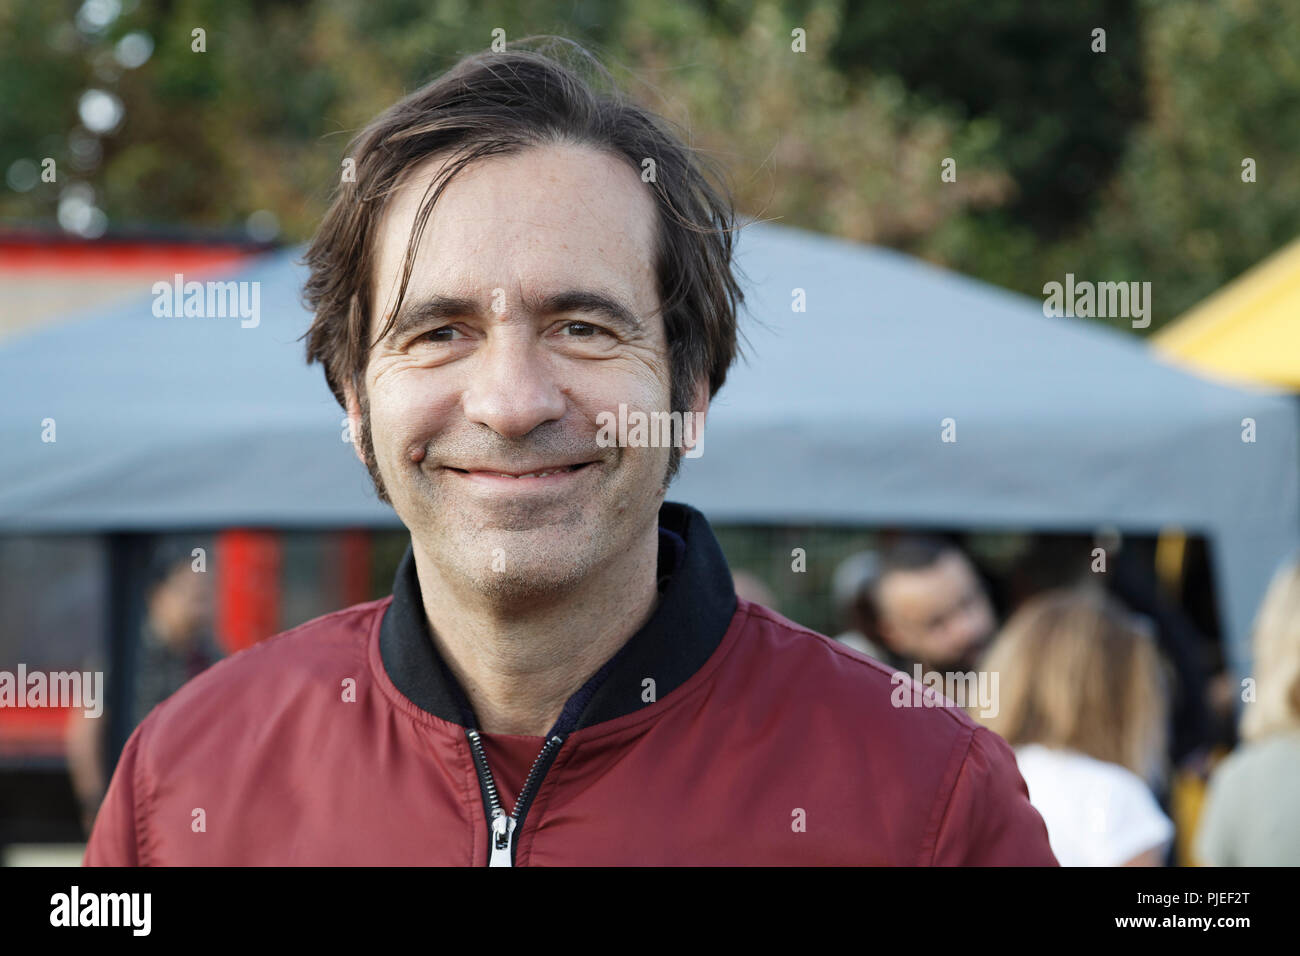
left=85, top=502, right=1058, bottom=866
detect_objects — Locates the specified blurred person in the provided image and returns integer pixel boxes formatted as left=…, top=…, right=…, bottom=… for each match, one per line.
left=1004, top=532, right=1219, bottom=862
left=863, top=535, right=997, bottom=673
left=129, top=544, right=223, bottom=728
left=975, top=588, right=1175, bottom=866
left=66, top=543, right=222, bottom=835
left=85, top=40, right=1055, bottom=866
left=830, top=550, right=888, bottom=660
left=1195, top=557, right=1300, bottom=865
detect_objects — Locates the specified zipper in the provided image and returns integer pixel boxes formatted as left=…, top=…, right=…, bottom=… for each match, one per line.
left=466, top=729, right=565, bottom=867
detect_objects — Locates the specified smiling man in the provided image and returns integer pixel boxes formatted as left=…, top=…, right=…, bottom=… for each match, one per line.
left=349, top=140, right=680, bottom=741
left=84, top=40, right=1057, bottom=866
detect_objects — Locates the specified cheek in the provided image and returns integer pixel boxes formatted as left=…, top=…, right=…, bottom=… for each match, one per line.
left=367, top=373, right=454, bottom=453
left=578, top=355, right=673, bottom=415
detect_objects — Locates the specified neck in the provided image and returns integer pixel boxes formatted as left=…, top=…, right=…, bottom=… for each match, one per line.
left=411, top=525, right=662, bottom=736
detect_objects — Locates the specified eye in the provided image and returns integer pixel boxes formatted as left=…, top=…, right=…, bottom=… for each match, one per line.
left=418, top=325, right=461, bottom=344
left=560, top=320, right=608, bottom=338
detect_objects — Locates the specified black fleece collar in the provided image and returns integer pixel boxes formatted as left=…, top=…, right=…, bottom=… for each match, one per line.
left=379, top=501, right=737, bottom=734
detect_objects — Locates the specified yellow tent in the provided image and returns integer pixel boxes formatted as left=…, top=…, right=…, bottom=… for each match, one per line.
left=1154, top=236, right=1300, bottom=390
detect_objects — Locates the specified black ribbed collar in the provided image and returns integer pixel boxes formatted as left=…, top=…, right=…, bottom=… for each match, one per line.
left=379, top=501, right=737, bottom=734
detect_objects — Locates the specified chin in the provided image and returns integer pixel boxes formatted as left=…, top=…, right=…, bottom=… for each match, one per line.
left=441, top=520, right=596, bottom=582
left=468, top=555, right=593, bottom=604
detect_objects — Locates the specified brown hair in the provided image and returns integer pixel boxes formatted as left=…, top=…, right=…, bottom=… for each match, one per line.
left=300, top=37, right=743, bottom=493
left=973, top=587, right=1170, bottom=781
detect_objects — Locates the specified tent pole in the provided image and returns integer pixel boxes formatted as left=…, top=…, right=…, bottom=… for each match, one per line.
left=102, top=533, right=153, bottom=780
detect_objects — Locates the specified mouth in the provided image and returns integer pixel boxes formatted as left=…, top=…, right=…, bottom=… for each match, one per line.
left=444, top=461, right=595, bottom=478
left=440, top=461, right=599, bottom=490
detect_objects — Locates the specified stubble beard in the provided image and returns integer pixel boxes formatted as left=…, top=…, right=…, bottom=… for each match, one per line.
left=354, top=390, right=675, bottom=607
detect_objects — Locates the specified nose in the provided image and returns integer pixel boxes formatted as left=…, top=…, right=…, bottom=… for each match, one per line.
left=461, top=327, right=566, bottom=439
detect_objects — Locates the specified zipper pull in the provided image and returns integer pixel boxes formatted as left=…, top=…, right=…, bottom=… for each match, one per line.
left=489, top=811, right=516, bottom=867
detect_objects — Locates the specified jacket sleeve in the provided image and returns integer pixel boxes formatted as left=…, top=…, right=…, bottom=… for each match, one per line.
left=930, top=726, right=1059, bottom=865
left=83, top=720, right=149, bottom=867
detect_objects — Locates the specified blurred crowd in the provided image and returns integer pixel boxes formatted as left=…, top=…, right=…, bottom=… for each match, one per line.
left=788, top=537, right=1300, bottom=867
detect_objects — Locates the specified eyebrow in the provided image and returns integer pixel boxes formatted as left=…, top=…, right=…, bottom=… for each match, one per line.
left=383, top=289, right=644, bottom=343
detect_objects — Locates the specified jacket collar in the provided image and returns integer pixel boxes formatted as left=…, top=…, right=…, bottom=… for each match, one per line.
left=379, top=500, right=737, bottom=734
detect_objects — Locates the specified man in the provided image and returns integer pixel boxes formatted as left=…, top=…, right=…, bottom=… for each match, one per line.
left=128, top=545, right=224, bottom=731
left=851, top=535, right=999, bottom=674
left=85, top=40, right=1055, bottom=865
left=67, top=543, right=222, bottom=835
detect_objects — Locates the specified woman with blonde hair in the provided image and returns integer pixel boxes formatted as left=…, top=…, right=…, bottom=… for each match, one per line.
left=1195, top=557, right=1300, bottom=865
left=973, top=587, right=1174, bottom=866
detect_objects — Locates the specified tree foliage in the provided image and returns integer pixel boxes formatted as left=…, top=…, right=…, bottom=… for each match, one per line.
left=1, top=0, right=1296, bottom=331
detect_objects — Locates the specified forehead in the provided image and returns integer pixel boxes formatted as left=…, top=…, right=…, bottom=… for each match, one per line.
left=878, top=552, right=971, bottom=615
left=370, top=142, right=659, bottom=336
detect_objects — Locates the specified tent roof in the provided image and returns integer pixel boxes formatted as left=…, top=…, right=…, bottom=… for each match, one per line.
left=2, top=222, right=1296, bottom=673
left=680, top=226, right=1297, bottom=533
left=1153, top=235, right=1300, bottom=389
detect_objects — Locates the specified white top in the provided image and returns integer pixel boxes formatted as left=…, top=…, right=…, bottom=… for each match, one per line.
left=1013, top=744, right=1174, bottom=866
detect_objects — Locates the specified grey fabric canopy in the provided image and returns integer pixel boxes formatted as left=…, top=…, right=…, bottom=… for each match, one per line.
left=2, top=222, right=1296, bottom=677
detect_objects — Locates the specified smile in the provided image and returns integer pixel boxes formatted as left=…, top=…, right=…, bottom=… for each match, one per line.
left=474, top=466, right=581, bottom=479
left=442, top=461, right=597, bottom=488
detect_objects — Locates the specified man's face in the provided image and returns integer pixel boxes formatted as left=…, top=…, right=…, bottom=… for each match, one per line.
left=347, top=143, right=702, bottom=600
left=149, top=562, right=213, bottom=647
left=874, top=551, right=996, bottom=671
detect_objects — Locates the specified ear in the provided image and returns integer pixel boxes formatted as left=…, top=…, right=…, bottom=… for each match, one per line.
left=342, top=381, right=367, bottom=468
